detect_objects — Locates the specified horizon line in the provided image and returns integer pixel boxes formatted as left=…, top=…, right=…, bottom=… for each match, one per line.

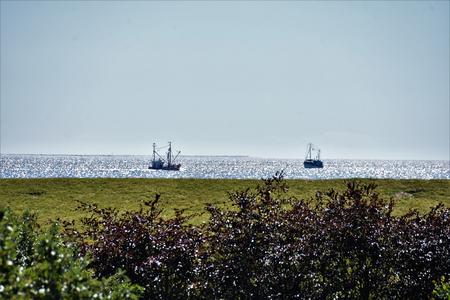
left=1, top=152, right=449, bottom=162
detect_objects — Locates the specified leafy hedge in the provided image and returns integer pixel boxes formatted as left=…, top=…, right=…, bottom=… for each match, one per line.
left=1, top=174, right=449, bottom=299
left=433, top=277, right=450, bottom=299
left=60, top=173, right=450, bottom=299
left=0, top=209, right=142, bottom=299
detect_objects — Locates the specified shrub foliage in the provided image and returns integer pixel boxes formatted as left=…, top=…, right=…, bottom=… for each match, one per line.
left=63, top=195, right=204, bottom=299
left=62, top=173, right=450, bottom=299
left=0, top=208, right=142, bottom=299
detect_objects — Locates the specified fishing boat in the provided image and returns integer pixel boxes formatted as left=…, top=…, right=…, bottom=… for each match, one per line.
left=149, top=142, right=181, bottom=171
left=304, top=143, right=323, bottom=168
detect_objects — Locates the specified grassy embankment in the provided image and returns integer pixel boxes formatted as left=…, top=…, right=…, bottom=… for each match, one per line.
left=0, top=178, right=449, bottom=226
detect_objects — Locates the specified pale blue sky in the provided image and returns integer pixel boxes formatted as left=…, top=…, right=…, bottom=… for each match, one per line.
left=1, top=1, right=449, bottom=159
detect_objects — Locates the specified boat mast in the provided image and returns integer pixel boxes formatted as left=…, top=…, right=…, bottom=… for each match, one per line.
left=167, top=142, right=172, bottom=166
left=306, top=143, right=312, bottom=160
left=153, top=143, right=156, bottom=163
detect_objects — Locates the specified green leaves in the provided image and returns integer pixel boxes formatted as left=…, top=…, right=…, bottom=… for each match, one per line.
left=0, top=208, right=142, bottom=299
left=433, top=277, right=450, bottom=300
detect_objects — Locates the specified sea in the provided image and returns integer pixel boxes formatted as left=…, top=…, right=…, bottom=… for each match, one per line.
left=1, top=154, right=449, bottom=179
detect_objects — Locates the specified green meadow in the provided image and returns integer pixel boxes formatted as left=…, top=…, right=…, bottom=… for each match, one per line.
left=0, top=178, right=449, bottom=226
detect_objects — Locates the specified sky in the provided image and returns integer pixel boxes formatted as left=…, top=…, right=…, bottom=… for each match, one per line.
left=0, top=1, right=449, bottom=160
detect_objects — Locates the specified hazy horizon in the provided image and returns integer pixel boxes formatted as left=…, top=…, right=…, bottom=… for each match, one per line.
left=1, top=1, right=449, bottom=160
left=2, top=152, right=449, bottom=162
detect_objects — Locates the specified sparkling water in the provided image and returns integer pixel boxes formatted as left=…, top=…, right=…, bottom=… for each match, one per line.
left=1, top=154, right=448, bottom=179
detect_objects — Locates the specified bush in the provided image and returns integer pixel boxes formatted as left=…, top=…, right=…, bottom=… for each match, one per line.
left=200, top=177, right=390, bottom=298
left=433, top=277, right=450, bottom=299
left=0, top=208, right=142, bottom=299
left=63, top=196, right=204, bottom=299
left=64, top=173, right=450, bottom=299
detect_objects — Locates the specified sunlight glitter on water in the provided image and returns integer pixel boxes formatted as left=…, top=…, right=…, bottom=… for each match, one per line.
left=0, top=155, right=449, bottom=179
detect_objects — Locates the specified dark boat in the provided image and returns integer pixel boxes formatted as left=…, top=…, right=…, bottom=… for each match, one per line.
left=304, top=143, right=323, bottom=168
left=149, top=142, right=181, bottom=171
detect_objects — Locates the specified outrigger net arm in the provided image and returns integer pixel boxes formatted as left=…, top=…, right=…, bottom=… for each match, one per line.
left=173, top=151, right=181, bottom=162
left=155, top=151, right=165, bottom=162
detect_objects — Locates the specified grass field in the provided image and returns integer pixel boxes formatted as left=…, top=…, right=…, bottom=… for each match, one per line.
left=0, top=178, right=449, bottom=226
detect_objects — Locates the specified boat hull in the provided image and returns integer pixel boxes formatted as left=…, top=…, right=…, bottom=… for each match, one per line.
left=304, top=160, right=324, bottom=168
left=148, top=164, right=181, bottom=171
